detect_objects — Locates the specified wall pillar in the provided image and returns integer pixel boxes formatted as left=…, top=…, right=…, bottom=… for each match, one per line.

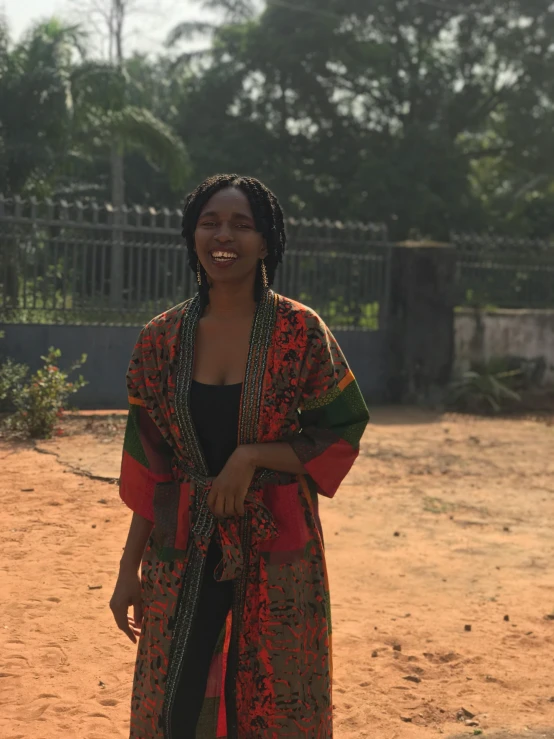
left=387, top=241, right=456, bottom=403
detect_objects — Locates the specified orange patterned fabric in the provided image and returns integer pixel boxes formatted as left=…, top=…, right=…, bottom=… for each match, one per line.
left=119, top=292, right=369, bottom=739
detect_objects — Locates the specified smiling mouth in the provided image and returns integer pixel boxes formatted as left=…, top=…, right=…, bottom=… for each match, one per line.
left=210, top=250, right=238, bottom=264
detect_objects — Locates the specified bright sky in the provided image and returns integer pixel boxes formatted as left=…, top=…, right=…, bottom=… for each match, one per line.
left=1, top=0, right=218, bottom=55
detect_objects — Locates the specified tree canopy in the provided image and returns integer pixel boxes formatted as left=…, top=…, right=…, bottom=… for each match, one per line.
left=1, top=0, right=553, bottom=239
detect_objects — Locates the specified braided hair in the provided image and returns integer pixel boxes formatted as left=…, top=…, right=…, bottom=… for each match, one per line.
left=181, top=174, right=286, bottom=305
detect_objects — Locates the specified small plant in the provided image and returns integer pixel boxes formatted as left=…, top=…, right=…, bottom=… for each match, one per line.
left=2, top=347, right=88, bottom=439
left=448, top=360, right=522, bottom=414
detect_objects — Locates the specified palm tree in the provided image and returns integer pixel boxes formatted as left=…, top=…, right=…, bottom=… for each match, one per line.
left=165, top=0, right=258, bottom=68
left=68, top=58, right=190, bottom=303
left=70, top=60, right=190, bottom=202
left=68, top=0, right=191, bottom=303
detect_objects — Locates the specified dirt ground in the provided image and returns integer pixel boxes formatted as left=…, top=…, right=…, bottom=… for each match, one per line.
left=1, top=408, right=554, bottom=739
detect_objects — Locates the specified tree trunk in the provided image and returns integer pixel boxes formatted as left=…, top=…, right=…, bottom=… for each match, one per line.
left=109, top=0, right=126, bottom=307
left=110, top=140, right=125, bottom=305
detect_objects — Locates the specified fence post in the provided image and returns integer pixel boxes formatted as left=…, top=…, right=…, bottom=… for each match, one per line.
left=380, top=225, right=393, bottom=331
left=110, top=204, right=124, bottom=306
left=5, top=197, right=23, bottom=307
left=387, top=241, right=456, bottom=403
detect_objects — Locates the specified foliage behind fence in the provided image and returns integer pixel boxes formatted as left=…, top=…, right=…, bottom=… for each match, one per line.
left=0, top=196, right=391, bottom=330
left=4, top=197, right=552, bottom=327
left=453, top=232, right=554, bottom=309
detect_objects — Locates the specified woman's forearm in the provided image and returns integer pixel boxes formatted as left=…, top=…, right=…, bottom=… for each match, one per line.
left=239, top=442, right=306, bottom=476
left=119, top=512, right=154, bottom=574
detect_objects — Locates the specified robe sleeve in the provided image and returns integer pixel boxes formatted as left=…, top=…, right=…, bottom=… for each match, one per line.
left=119, top=329, right=174, bottom=522
left=288, top=320, right=370, bottom=498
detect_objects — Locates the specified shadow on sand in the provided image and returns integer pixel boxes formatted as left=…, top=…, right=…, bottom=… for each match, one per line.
left=447, top=731, right=554, bottom=739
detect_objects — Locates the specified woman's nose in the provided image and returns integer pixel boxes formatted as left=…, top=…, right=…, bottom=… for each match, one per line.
left=214, top=223, right=234, bottom=242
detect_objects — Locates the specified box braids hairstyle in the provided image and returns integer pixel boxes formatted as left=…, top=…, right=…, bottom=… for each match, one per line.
left=181, top=174, right=286, bottom=307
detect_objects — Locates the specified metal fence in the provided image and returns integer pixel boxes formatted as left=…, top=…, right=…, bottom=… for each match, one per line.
left=453, top=232, right=554, bottom=309
left=0, top=196, right=391, bottom=330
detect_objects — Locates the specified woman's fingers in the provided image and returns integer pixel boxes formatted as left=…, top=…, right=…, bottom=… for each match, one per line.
left=127, top=616, right=142, bottom=637
left=133, top=595, right=143, bottom=628
left=213, top=489, right=226, bottom=519
left=207, top=486, right=247, bottom=518
left=224, top=493, right=236, bottom=518
left=110, top=599, right=137, bottom=643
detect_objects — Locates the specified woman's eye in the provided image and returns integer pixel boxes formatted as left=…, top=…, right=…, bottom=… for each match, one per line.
left=236, top=223, right=252, bottom=229
left=200, top=221, right=216, bottom=227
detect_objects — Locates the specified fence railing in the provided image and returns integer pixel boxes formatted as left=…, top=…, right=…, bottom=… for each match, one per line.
left=0, top=196, right=391, bottom=330
left=453, top=232, right=554, bottom=309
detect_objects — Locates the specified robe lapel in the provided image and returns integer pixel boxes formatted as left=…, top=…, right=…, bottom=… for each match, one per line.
left=174, top=288, right=279, bottom=466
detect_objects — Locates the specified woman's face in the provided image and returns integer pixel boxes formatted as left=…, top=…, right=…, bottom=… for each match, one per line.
left=194, top=186, right=267, bottom=286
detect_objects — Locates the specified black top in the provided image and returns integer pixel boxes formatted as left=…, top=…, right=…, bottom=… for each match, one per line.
left=189, top=380, right=242, bottom=476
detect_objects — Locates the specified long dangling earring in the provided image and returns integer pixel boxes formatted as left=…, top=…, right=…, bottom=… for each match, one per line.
left=260, top=259, right=268, bottom=289
left=197, top=259, right=202, bottom=286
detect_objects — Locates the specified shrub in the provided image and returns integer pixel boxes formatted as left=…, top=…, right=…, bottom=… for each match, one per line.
left=0, top=358, right=30, bottom=413
left=447, top=360, right=522, bottom=414
left=2, top=348, right=88, bottom=439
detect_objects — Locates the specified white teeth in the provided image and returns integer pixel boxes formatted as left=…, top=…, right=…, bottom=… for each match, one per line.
left=212, top=251, right=237, bottom=260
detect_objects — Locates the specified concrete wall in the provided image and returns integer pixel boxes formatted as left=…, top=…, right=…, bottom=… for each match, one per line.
left=0, top=323, right=388, bottom=409
left=0, top=324, right=142, bottom=409
left=454, top=309, right=554, bottom=384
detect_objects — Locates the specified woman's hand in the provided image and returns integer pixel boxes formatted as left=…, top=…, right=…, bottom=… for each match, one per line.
left=207, top=445, right=257, bottom=518
left=109, top=567, right=143, bottom=644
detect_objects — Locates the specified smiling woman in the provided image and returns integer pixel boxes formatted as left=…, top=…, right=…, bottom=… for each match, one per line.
left=195, top=188, right=266, bottom=277
left=110, top=174, right=370, bottom=739
left=182, top=174, right=286, bottom=308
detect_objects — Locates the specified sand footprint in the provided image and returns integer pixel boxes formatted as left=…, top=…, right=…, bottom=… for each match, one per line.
left=28, top=702, right=51, bottom=719
left=38, top=643, right=68, bottom=667
left=3, top=654, right=31, bottom=667
left=99, top=698, right=118, bottom=707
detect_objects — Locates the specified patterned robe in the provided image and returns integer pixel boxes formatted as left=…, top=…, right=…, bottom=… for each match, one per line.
left=119, top=290, right=369, bottom=739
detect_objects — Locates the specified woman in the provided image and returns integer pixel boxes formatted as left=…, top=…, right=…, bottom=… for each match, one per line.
left=110, top=174, right=369, bottom=739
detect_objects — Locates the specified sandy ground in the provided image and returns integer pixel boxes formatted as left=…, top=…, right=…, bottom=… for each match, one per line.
left=1, top=408, right=554, bottom=739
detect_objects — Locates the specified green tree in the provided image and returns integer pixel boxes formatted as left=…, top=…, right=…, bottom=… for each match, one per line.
left=65, top=0, right=191, bottom=208
left=168, top=0, right=554, bottom=239
left=120, top=54, right=194, bottom=205
left=69, top=59, right=190, bottom=201
left=0, top=20, right=79, bottom=196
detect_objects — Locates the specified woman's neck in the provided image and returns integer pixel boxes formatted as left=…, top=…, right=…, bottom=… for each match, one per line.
left=203, top=280, right=258, bottom=319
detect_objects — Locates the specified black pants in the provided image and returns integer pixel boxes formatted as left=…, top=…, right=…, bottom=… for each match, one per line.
left=170, top=540, right=233, bottom=739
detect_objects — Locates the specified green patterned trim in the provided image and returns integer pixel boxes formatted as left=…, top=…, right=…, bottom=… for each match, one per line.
left=302, top=380, right=369, bottom=448
left=302, top=384, right=342, bottom=412
left=338, top=419, right=368, bottom=448
left=175, top=295, right=209, bottom=476
left=325, top=380, right=368, bottom=425
left=123, top=403, right=149, bottom=468
left=239, top=288, right=278, bottom=445
left=154, top=544, right=188, bottom=562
